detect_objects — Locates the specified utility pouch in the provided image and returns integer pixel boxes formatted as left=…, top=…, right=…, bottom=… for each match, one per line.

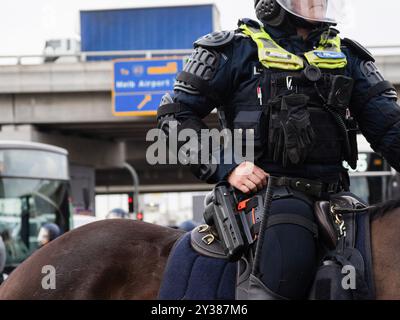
left=309, top=248, right=371, bottom=300
left=267, top=94, right=315, bottom=166
left=283, top=94, right=315, bottom=165
left=233, top=110, right=266, bottom=148
left=327, top=76, right=354, bottom=112
left=309, top=258, right=354, bottom=300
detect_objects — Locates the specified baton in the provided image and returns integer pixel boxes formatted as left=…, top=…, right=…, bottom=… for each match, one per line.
left=251, top=175, right=279, bottom=276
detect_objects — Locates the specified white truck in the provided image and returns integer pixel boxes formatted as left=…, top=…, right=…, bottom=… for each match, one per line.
left=43, top=37, right=81, bottom=63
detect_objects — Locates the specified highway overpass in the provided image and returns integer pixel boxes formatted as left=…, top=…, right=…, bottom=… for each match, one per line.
left=0, top=51, right=399, bottom=196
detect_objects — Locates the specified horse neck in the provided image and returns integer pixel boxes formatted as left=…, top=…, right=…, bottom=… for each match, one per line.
left=371, top=207, right=400, bottom=299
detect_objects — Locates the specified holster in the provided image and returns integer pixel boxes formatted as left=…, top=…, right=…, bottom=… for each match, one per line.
left=203, top=183, right=272, bottom=262
left=203, top=182, right=246, bottom=262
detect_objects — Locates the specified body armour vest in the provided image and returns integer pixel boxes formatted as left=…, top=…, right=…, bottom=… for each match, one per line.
left=227, top=21, right=359, bottom=170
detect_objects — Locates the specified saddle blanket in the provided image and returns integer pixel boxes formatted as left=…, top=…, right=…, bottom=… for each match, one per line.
left=158, top=212, right=373, bottom=300
left=158, top=232, right=236, bottom=300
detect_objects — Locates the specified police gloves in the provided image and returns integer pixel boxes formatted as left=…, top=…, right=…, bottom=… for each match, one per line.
left=268, top=94, right=315, bottom=167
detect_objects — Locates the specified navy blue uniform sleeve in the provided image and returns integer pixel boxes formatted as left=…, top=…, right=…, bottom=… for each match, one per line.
left=348, top=54, right=400, bottom=172
left=173, top=45, right=240, bottom=183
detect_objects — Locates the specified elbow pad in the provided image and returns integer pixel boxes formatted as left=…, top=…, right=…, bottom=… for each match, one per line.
left=157, top=94, right=208, bottom=135
left=360, top=61, right=398, bottom=103
left=157, top=93, right=216, bottom=182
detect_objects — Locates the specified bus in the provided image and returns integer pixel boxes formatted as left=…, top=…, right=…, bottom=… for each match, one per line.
left=347, top=135, right=398, bottom=205
left=0, top=141, right=71, bottom=273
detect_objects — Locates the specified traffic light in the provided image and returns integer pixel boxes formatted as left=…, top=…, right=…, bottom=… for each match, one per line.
left=128, top=193, right=134, bottom=213
left=136, top=212, right=144, bottom=221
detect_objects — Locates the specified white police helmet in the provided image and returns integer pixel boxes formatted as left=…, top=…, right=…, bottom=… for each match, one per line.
left=255, top=0, right=344, bottom=26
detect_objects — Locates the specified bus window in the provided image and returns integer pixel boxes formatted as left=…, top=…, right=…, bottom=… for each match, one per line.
left=0, top=142, right=71, bottom=272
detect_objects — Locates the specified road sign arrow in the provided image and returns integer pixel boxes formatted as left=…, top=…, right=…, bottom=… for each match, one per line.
left=137, top=95, right=152, bottom=110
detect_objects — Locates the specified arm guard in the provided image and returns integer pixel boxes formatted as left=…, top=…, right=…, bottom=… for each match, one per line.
left=157, top=93, right=218, bottom=182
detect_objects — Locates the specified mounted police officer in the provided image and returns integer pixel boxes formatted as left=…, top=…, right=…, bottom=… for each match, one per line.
left=157, top=0, right=400, bottom=300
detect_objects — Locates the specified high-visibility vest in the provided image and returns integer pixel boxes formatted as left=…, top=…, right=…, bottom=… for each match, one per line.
left=239, top=23, right=347, bottom=70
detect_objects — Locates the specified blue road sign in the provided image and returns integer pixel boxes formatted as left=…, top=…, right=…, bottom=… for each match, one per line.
left=112, top=58, right=185, bottom=116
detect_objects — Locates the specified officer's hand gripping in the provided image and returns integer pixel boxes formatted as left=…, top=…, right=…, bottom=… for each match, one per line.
left=227, top=162, right=269, bottom=194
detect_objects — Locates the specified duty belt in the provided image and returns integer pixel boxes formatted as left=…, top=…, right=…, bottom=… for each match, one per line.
left=273, top=176, right=341, bottom=198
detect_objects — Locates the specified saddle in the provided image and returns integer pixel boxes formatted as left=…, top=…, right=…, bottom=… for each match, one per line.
left=314, top=194, right=370, bottom=250
left=190, top=223, right=252, bottom=300
left=191, top=224, right=227, bottom=260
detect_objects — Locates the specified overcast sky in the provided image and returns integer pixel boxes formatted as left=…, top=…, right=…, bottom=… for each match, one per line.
left=1, top=0, right=400, bottom=55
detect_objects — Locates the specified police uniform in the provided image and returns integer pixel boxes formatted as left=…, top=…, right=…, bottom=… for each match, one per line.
left=157, top=2, right=400, bottom=300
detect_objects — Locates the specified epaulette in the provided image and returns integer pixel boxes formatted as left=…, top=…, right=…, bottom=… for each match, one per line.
left=237, top=18, right=262, bottom=29
left=194, top=30, right=236, bottom=49
left=342, top=38, right=375, bottom=62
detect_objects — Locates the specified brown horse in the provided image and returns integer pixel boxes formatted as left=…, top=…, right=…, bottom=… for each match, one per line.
left=0, top=199, right=400, bottom=300
left=0, top=220, right=184, bottom=300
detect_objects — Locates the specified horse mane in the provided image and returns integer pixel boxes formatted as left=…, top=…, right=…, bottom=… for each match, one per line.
left=369, top=198, right=400, bottom=221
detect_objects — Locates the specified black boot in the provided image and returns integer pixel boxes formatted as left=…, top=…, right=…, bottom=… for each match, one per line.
left=248, top=274, right=288, bottom=300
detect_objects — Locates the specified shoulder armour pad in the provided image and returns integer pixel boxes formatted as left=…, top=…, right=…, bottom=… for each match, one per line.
left=194, top=30, right=235, bottom=49
left=174, top=46, right=220, bottom=96
left=342, top=38, right=375, bottom=62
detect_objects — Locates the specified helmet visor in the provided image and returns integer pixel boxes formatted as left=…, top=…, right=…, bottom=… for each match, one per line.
left=276, top=0, right=343, bottom=24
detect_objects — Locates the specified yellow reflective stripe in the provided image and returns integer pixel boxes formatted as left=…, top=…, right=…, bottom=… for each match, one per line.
left=319, top=32, right=341, bottom=52
left=261, top=49, right=304, bottom=70
left=240, top=24, right=304, bottom=70
left=240, top=24, right=346, bottom=70
left=240, top=24, right=278, bottom=49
